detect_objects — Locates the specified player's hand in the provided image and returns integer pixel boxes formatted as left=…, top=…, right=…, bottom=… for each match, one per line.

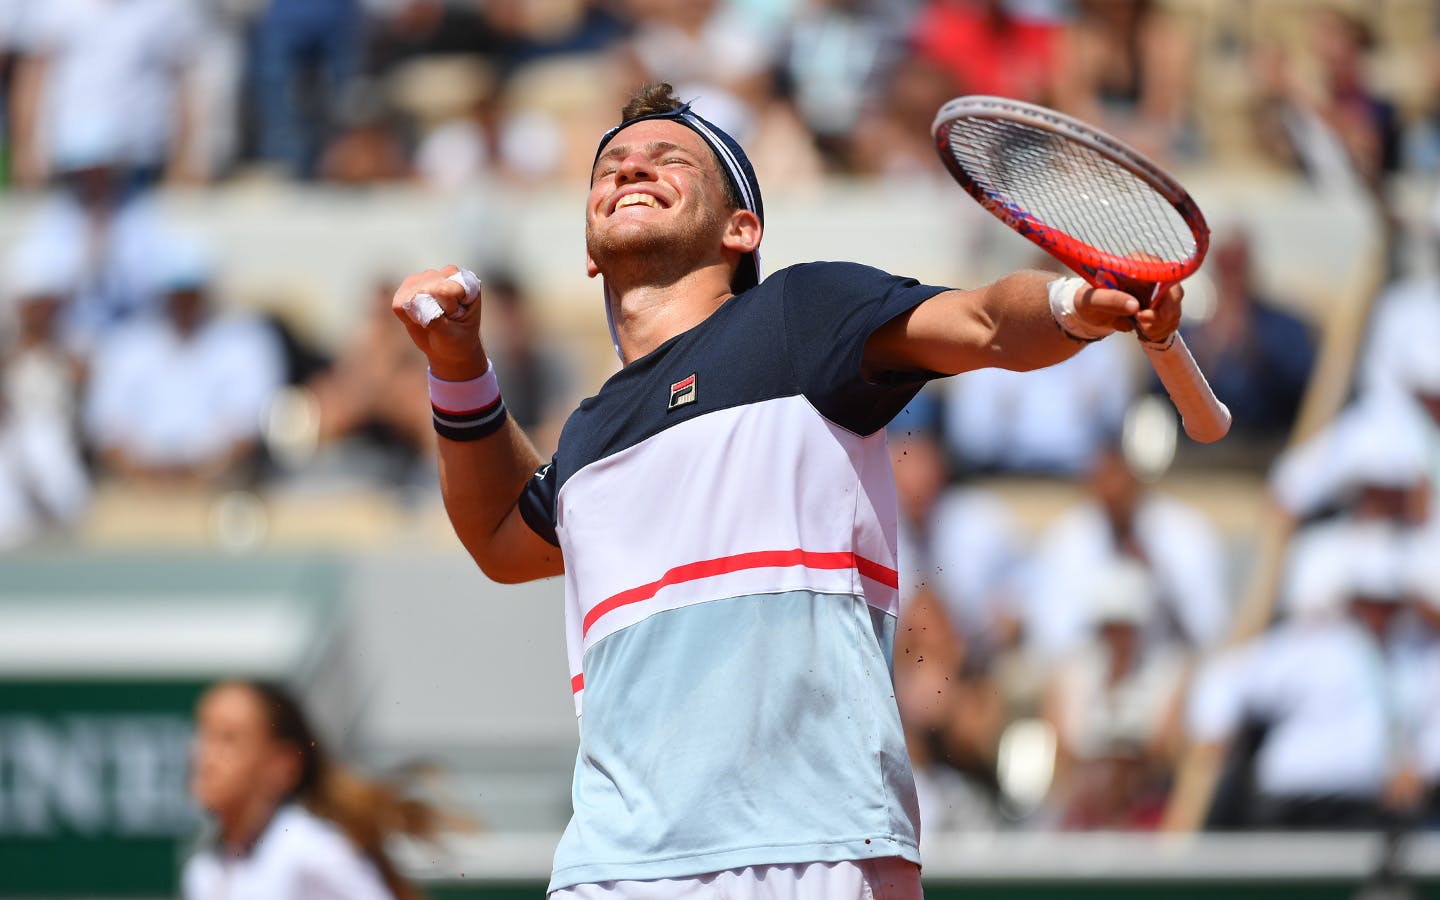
left=1073, top=283, right=1184, bottom=343
left=392, top=265, right=488, bottom=380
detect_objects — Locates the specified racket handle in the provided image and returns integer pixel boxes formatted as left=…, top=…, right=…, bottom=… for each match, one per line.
left=1140, top=332, right=1231, bottom=443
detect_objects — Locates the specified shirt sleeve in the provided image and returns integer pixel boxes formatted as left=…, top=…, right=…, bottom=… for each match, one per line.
left=518, top=459, right=560, bottom=546
left=780, top=261, right=949, bottom=436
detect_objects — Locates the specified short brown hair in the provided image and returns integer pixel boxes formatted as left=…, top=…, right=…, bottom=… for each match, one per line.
left=620, top=82, right=684, bottom=123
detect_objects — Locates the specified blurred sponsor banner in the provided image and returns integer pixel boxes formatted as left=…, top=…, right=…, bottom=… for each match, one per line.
left=0, top=555, right=349, bottom=897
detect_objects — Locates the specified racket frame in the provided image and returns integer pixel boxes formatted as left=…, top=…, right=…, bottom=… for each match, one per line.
left=932, top=95, right=1210, bottom=290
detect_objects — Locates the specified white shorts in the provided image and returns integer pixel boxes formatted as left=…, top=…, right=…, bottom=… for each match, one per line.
left=548, top=857, right=923, bottom=900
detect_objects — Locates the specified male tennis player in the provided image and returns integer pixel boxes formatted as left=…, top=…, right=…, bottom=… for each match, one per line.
left=393, top=83, right=1182, bottom=900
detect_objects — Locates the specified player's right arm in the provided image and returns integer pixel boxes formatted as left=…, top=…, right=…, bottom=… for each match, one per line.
left=392, top=267, right=563, bottom=583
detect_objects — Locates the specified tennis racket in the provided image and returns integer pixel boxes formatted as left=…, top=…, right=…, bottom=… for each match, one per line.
left=932, top=95, right=1231, bottom=444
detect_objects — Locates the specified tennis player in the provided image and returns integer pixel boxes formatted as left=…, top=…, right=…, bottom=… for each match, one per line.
left=393, top=83, right=1183, bottom=899
left=183, top=681, right=440, bottom=900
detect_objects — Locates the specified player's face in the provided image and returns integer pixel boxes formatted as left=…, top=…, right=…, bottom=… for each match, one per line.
left=585, top=119, right=731, bottom=280
left=189, top=684, right=284, bottom=816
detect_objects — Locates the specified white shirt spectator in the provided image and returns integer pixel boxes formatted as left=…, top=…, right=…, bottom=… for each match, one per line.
left=19, top=0, right=203, bottom=172
left=918, top=486, right=1026, bottom=651
left=182, top=804, right=392, bottom=900
left=1023, top=493, right=1228, bottom=655
left=1189, top=618, right=1394, bottom=797
left=1357, top=276, right=1440, bottom=400
left=1270, top=390, right=1436, bottom=519
left=13, top=193, right=175, bottom=352
left=85, top=313, right=283, bottom=469
left=942, top=336, right=1133, bottom=475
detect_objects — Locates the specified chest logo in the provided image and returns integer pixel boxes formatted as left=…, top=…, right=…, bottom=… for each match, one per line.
left=668, top=374, right=697, bottom=410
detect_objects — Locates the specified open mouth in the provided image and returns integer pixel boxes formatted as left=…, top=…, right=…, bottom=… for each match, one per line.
left=609, top=191, right=668, bottom=214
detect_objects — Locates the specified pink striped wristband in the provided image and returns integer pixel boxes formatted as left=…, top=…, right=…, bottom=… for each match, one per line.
left=428, top=362, right=508, bottom=441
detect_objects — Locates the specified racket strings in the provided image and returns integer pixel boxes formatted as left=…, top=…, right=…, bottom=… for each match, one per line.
left=945, top=118, right=1196, bottom=264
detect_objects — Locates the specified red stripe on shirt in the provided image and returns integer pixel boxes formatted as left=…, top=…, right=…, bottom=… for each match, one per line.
left=571, top=673, right=584, bottom=693
left=582, top=549, right=899, bottom=636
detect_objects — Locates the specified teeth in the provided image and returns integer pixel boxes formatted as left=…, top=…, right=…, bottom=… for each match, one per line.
left=616, top=193, right=659, bottom=210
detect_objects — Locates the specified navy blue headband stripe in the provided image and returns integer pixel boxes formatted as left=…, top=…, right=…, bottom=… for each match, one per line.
left=678, top=111, right=756, bottom=214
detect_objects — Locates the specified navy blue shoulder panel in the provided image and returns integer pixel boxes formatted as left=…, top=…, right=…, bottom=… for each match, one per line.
left=515, top=262, right=948, bottom=542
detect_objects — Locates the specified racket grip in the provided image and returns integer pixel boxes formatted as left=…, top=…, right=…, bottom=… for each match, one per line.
left=1140, top=333, right=1231, bottom=443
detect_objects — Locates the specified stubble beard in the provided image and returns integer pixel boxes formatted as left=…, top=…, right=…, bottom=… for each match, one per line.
left=587, top=201, right=725, bottom=289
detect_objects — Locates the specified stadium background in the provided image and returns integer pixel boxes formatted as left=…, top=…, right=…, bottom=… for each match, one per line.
left=1, top=0, right=1439, bottom=896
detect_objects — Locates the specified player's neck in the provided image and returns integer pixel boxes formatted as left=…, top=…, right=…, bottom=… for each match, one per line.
left=608, top=266, right=734, bottom=365
left=218, top=798, right=283, bottom=855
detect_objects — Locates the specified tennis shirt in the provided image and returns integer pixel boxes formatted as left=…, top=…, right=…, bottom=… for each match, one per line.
left=519, top=261, right=947, bottom=891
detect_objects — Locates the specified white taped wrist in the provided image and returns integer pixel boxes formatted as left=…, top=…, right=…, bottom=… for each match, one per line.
left=1048, top=277, right=1113, bottom=343
left=404, top=268, right=483, bottom=326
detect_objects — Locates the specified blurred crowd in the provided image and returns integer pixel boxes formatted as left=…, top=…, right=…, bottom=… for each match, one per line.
left=1, top=0, right=1439, bottom=840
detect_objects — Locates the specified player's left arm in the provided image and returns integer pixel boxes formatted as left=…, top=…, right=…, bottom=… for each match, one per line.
left=862, top=270, right=1183, bottom=377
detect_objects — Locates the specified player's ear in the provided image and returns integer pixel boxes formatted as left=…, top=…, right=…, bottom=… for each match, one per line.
left=721, top=208, right=761, bottom=255
left=585, top=252, right=600, bottom=279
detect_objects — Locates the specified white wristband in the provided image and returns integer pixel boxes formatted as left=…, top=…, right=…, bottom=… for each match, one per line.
left=1048, top=277, right=1114, bottom=343
left=404, top=268, right=482, bottom=326
left=428, top=360, right=500, bottom=412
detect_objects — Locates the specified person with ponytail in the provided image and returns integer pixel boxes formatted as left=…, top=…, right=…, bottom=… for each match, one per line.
left=183, top=680, right=439, bottom=900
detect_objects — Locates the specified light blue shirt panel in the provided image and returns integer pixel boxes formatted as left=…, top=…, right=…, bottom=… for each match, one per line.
left=548, top=591, right=919, bottom=892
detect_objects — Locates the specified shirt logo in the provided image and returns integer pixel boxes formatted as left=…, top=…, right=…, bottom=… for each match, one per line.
left=668, top=374, right=697, bottom=410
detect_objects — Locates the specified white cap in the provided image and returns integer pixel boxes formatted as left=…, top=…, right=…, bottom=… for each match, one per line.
left=1388, top=302, right=1440, bottom=395
left=1339, top=394, right=1430, bottom=490
left=1088, top=558, right=1157, bottom=626
left=4, top=236, right=83, bottom=301
left=154, top=234, right=216, bottom=293
left=1401, top=530, right=1440, bottom=611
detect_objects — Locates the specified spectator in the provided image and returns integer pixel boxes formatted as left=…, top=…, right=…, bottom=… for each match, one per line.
left=1045, top=560, right=1187, bottom=831
left=251, top=0, right=364, bottom=178
left=184, top=680, right=445, bottom=899
left=848, top=52, right=957, bottom=179
left=1270, top=391, right=1432, bottom=528
left=477, top=273, right=576, bottom=453
left=1052, top=0, right=1195, bottom=162
left=317, top=81, right=413, bottom=186
left=0, top=244, right=91, bottom=549
left=940, top=334, right=1135, bottom=477
left=84, top=239, right=285, bottom=488
left=1179, top=230, right=1316, bottom=446
left=779, top=0, right=899, bottom=166
left=1024, top=443, right=1229, bottom=656
left=8, top=0, right=205, bottom=188
left=1188, top=523, right=1411, bottom=830
left=893, top=425, right=1025, bottom=666
left=910, top=0, right=1064, bottom=106
left=618, top=0, right=777, bottom=141
left=10, top=155, right=176, bottom=354
left=301, top=277, right=434, bottom=475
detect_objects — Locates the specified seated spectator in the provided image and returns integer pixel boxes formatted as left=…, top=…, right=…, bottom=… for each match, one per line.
left=893, top=422, right=1025, bottom=667
left=84, top=240, right=284, bottom=488
left=1179, top=230, right=1315, bottom=447
left=1051, top=0, right=1194, bottom=162
left=477, top=274, right=576, bottom=454
left=185, top=680, right=445, bottom=899
left=12, top=156, right=176, bottom=354
left=0, top=243, right=91, bottom=549
left=909, top=0, right=1064, bottom=105
left=1188, top=522, right=1411, bottom=830
left=1045, top=560, right=1187, bottom=831
left=8, top=0, right=205, bottom=188
left=300, top=277, right=434, bottom=476
left=1270, top=391, right=1432, bottom=528
left=1023, top=443, right=1229, bottom=656
left=847, top=53, right=958, bottom=179
left=940, top=332, right=1135, bottom=477
left=317, top=81, right=413, bottom=186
